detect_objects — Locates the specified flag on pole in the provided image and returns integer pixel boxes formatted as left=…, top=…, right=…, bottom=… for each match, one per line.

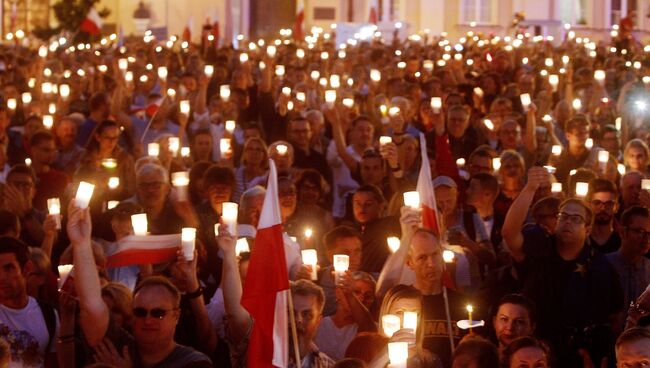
left=368, top=0, right=379, bottom=24
left=182, top=17, right=193, bottom=43
left=241, top=159, right=290, bottom=368
left=80, top=6, right=103, bottom=35
left=294, top=0, right=305, bottom=40
left=417, top=133, right=441, bottom=236
left=212, top=16, right=220, bottom=46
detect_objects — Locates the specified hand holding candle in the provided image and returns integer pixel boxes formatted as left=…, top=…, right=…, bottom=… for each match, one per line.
left=181, top=228, right=196, bottom=261
left=172, top=172, right=190, bottom=201
left=403, top=191, right=420, bottom=209
left=333, top=254, right=349, bottom=284
left=131, top=213, right=148, bottom=236
left=301, top=249, right=318, bottom=280
left=75, top=182, right=95, bottom=209
left=47, top=198, right=61, bottom=229
left=221, top=202, right=238, bottom=237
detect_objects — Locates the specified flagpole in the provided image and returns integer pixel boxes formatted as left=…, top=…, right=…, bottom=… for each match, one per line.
left=287, top=289, right=302, bottom=368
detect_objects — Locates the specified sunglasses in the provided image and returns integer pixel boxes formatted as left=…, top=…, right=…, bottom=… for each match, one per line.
left=132, top=307, right=176, bottom=319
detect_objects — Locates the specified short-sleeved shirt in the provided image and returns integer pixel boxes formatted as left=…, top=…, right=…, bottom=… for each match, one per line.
left=421, top=289, right=467, bottom=368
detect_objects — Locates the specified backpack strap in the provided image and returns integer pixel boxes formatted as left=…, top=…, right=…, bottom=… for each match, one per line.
left=36, top=299, right=56, bottom=353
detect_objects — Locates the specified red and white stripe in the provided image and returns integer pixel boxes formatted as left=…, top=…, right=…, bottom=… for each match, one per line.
left=106, top=234, right=181, bottom=268
left=242, top=159, right=290, bottom=368
left=79, top=6, right=102, bottom=35
left=417, top=133, right=441, bottom=236
left=294, top=0, right=305, bottom=40
left=368, top=0, right=379, bottom=24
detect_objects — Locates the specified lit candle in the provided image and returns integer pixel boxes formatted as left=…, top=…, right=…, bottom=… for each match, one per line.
left=456, top=158, right=466, bottom=168
left=108, top=177, right=120, bottom=189
left=296, top=92, right=306, bottom=102
left=107, top=201, right=119, bottom=210
left=388, top=107, right=400, bottom=117
left=552, top=183, right=563, bottom=193
left=382, top=314, right=401, bottom=337
left=585, top=138, right=593, bottom=149
left=342, top=98, right=354, bottom=108
left=474, top=87, right=484, bottom=97
left=282, top=87, right=292, bottom=97
left=57, top=264, right=73, bottom=290
left=267, top=45, right=277, bottom=57
left=275, top=65, right=285, bottom=77
left=325, top=90, right=337, bottom=107
left=370, top=69, right=381, bottom=82
left=181, top=147, right=190, bottom=157
left=387, top=237, right=400, bottom=253
left=552, top=145, right=562, bottom=156
left=575, top=182, right=589, bottom=198
left=220, top=138, right=232, bottom=159
left=102, top=158, right=117, bottom=170
left=594, top=70, right=606, bottom=86
left=549, top=74, right=559, bottom=92
left=276, top=144, right=288, bottom=156
left=181, top=228, right=196, bottom=261
left=220, top=85, right=231, bottom=101
left=169, top=137, right=180, bottom=156
left=598, top=150, right=609, bottom=171
left=158, top=66, right=168, bottom=81
left=59, top=84, right=70, bottom=99
left=167, top=88, right=176, bottom=99
left=430, top=97, right=442, bottom=114
left=572, top=98, right=582, bottom=111
left=221, top=202, right=238, bottom=237
left=466, top=305, right=474, bottom=333
left=403, top=311, right=418, bottom=331
left=492, top=158, right=501, bottom=171
left=520, top=93, right=531, bottom=111
left=148, top=143, right=160, bottom=157
left=204, top=65, right=214, bottom=78
left=333, top=254, right=349, bottom=283
left=118, top=58, right=128, bottom=71
left=618, top=164, right=626, bottom=176
left=180, top=100, right=190, bottom=116
left=7, top=98, right=16, bottom=110
left=483, top=119, right=494, bottom=131
left=125, top=71, right=134, bottom=83
left=43, top=115, right=54, bottom=130
left=443, top=250, right=455, bottom=263
left=75, top=181, right=95, bottom=209
left=235, top=238, right=250, bottom=256
left=171, top=171, right=190, bottom=200
left=545, top=166, right=556, bottom=174
left=24, top=158, right=31, bottom=167
left=379, top=136, right=392, bottom=148
left=642, top=179, right=650, bottom=191
left=387, top=342, right=408, bottom=367
left=47, top=198, right=61, bottom=229
left=225, top=120, right=236, bottom=134
left=403, top=191, right=420, bottom=209
left=301, top=249, right=318, bottom=280
left=131, top=213, right=148, bottom=236
left=22, top=93, right=32, bottom=105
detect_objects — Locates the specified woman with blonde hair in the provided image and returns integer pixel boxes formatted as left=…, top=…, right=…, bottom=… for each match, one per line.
left=624, top=138, right=650, bottom=177
left=232, top=137, right=269, bottom=204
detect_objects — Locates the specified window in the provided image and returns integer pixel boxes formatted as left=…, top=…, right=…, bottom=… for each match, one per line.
left=610, top=0, right=637, bottom=27
left=560, top=0, right=588, bottom=25
left=461, top=0, right=492, bottom=24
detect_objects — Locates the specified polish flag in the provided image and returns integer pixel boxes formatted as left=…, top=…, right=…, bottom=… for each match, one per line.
left=80, top=6, right=103, bottom=35
left=182, top=17, right=193, bottom=43
left=294, top=0, right=305, bottom=40
left=417, top=133, right=441, bottom=236
left=212, top=17, right=220, bottom=46
left=368, top=0, right=379, bottom=24
left=105, top=234, right=180, bottom=268
left=241, top=159, right=290, bottom=368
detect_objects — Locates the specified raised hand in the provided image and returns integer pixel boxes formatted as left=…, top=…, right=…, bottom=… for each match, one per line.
left=66, top=201, right=91, bottom=246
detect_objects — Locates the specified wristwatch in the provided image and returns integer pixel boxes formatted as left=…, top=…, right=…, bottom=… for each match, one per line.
left=185, top=286, right=204, bottom=300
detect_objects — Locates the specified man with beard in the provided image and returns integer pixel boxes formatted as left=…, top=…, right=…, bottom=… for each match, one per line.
left=53, top=115, right=85, bottom=176
left=586, top=178, right=621, bottom=253
left=502, top=166, right=623, bottom=365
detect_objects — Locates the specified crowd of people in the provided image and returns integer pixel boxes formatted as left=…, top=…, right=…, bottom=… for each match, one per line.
left=0, top=17, right=647, bottom=368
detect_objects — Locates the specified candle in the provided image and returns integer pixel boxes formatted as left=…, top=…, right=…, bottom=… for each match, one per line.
left=594, top=70, right=606, bottom=86
left=43, top=115, right=54, bottom=130
left=552, top=183, right=563, bottom=193
left=181, top=147, right=190, bottom=157
left=131, top=213, right=148, bottom=236
left=296, top=48, right=305, bottom=58
left=148, top=143, right=160, bottom=157
left=443, top=250, right=455, bottom=263
left=466, top=305, right=474, bottom=333
left=403, top=311, right=418, bottom=331
left=301, top=249, right=318, bottom=280
left=276, top=144, right=288, bottom=156
left=545, top=166, right=556, bottom=174
left=169, top=137, right=180, bottom=156
left=180, top=100, right=190, bottom=116
left=57, top=264, right=73, bottom=290
left=282, top=87, right=292, bottom=96
left=267, top=45, right=277, bottom=57
left=118, top=58, right=128, bottom=71
left=492, top=158, right=501, bottom=171
left=387, top=237, right=400, bottom=253
left=275, top=65, right=285, bottom=77
left=618, top=164, right=626, bottom=176
left=456, top=158, right=466, bottom=168
left=642, top=179, right=650, bottom=191
left=222, top=202, right=238, bottom=236
left=181, top=228, right=196, bottom=261
left=7, top=98, right=16, bottom=110
left=430, top=97, right=442, bottom=113
left=220, top=138, right=232, bottom=159
left=158, top=66, right=168, bottom=80
left=552, top=145, right=562, bottom=156
left=370, top=69, right=381, bottom=82
left=220, top=85, right=231, bottom=101
left=333, top=254, right=349, bottom=283
left=225, top=120, right=236, bottom=134
left=75, top=181, right=95, bottom=209
left=387, top=342, right=409, bottom=366
left=296, top=92, right=306, bottom=102
left=310, top=70, right=320, bottom=80
left=42, top=82, right=53, bottom=95
left=382, top=315, right=401, bottom=337
left=325, top=90, right=337, bottom=107
left=107, top=201, right=119, bottom=210
left=108, top=177, right=120, bottom=189
left=585, top=138, right=593, bottom=149
left=204, top=65, right=214, bottom=78
left=172, top=171, right=190, bottom=200
left=24, top=158, right=31, bottom=167
left=520, top=93, right=531, bottom=111
left=125, top=71, right=134, bottom=83
left=473, top=88, right=484, bottom=98
left=47, top=198, right=61, bottom=229
left=167, top=88, right=176, bottom=99
left=572, top=98, right=582, bottom=111
left=403, top=191, right=420, bottom=209
left=483, top=119, right=494, bottom=131
left=38, top=45, right=48, bottom=58
left=544, top=58, right=553, bottom=67
left=342, top=98, right=354, bottom=108
left=549, top=74, right=559, bottom=92
left=330, top=75, right=340, bottom=88
left=59, top=84, right=70, bottom=99
left=423, top=60, right=434, bottom=71
left=575, top=182, right=589, bottom=198
left=379, top=136, right=392, bottom=147
left=22, top=93, right=32, bottom=105
left=235, top=238, right=250, bottom=256
left=102, top=158, right=117, bottom=170
left=598, top=150, right=609, bottom=170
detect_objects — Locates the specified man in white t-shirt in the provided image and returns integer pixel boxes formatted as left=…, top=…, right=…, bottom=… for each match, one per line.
left=0, top=237, right=58, bottom=367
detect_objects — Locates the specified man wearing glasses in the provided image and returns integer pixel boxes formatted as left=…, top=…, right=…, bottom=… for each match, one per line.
left=586, top=178, right=621, bottom=254
left=502, top=166, right=623, bottom=365
left=606, top=206, right=650, bottom=334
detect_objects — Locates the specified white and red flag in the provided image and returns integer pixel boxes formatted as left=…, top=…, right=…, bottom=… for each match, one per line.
left=80, top=6, right=102, bottom=35
left=241, top=159, right=290, bottom=368
left=294, top=0, right=305, bottom=40
left=368, top=0, right=379, bottom=24
left=416, top=133, right=441, bottom=236
left=182, top=17, right=193, bottom=43
left=105, top=234, right=180, bottom=268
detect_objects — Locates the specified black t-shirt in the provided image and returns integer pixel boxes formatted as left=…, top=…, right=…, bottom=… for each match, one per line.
left=589, top=231, right=621, bottom=254
left=518, top=225, right=623, bottom=365
left=551, top=149, right=590, bottom=185
left=350, top=216, right=401, bottom=273
left=421, top=289, right=467, bottom=368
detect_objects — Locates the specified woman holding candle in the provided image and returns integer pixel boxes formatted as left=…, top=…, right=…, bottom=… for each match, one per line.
left=78, top=120, right=136, bottom=200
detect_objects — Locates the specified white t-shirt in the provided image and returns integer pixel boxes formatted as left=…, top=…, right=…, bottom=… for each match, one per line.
left=313, top=316, right=358, bottom=361
left=0, top=297, right=59, bottom=368
left=326, top=141, right=361, bottom=219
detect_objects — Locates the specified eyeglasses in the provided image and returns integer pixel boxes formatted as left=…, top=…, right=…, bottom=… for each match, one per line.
left=590, top=199, right=616, bottom=209
left=132, top=307, right=176, bottom=319
left=626, top=227, right=650, bottom=240
left=557, top=212, right=586, bottom=224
